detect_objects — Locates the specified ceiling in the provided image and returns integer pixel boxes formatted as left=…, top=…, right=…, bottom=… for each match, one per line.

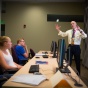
left=2, top=0, right=85, bottom=2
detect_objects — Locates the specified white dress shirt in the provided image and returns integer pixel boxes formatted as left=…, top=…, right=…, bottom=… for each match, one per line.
left=58, top=29, right=87, bottom=45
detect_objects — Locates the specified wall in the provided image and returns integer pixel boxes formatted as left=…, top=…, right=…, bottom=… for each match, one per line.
left=2, top=2, right=84, bottom=53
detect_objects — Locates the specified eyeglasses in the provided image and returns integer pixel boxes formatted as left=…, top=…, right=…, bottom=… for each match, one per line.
left=20, top=41, right=25, bottom=42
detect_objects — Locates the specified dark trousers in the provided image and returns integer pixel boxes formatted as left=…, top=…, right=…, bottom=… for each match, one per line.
left=67, top=44, right=81, bottom=75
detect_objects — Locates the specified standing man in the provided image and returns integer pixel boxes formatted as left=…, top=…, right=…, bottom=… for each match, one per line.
left=15, top=38, right=29, bottom=65
left=55, top=21, right=87, bottom=75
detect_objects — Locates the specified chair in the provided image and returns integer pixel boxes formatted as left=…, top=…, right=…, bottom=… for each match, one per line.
left=0, top=66, right=7, bottom=87
left=0, top=65, right=7, bottom=81
left=11, top=45, right=28, bottom=65
left=29, top=48, right=35, bottom=58
left=11, top=45, right=19, bottom=64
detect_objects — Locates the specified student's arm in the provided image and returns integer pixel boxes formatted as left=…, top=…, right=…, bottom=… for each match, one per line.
left=14, top=62, right=23, bottom=69
left=23, top=44, right=29, bottom=58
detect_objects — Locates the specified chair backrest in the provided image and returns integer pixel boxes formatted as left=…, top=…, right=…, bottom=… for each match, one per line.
left=11, top=45, right=19, bottom=64
left=30, top=48, right=35, bottom=58
left=0, top=65, right=4, bottom=75
left=0, top=65, right=7, bottom=87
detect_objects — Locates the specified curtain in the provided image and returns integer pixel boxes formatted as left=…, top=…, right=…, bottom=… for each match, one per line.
left=82, top=2, right=88, bottom=68
left=0, top=1, right=1, bottom=36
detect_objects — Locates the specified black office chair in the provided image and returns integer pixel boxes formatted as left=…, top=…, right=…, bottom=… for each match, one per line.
left=11, top=45, right=19, bottom=64
left=0, top=65, right=7, bottom=86
left=11, top=45, right=28, bottom=66
left=29, top=48, right=35, bottom=58
left=0, top=77, right=7, bottom=88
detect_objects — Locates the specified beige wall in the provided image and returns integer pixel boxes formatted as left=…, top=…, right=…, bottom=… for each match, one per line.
left=2, top=2, right=84, bottom=54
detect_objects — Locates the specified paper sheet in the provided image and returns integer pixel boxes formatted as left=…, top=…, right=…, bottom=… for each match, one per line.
left=12, top=74, right=47, bottom=85
left=35, top=53, right=46, bottom=56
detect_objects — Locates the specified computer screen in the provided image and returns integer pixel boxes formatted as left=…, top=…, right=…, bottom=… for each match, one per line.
left=50, top=41, right=54, bottom=53
left=56, top=39, right=71, bottom=73
left=53, top=41, right=57, bottom=58
left=50, top=41, right=57, bottom=58
left=57, top=39, right=66, bottom=68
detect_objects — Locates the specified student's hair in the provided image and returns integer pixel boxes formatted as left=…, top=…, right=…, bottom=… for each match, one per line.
left=17, top=38, right=24, bottom=44
left=0, top=36, right=10, bottom=46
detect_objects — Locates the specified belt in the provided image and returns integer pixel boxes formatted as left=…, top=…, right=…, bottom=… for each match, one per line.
left=69, top=44, right=80, bottom=46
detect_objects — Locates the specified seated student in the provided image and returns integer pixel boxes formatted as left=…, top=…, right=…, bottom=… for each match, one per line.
left=15, top=38, right=29, bottom=64
left=0, top=50, right=21, bottom=87
left=0, top=36, right=23, bottom=70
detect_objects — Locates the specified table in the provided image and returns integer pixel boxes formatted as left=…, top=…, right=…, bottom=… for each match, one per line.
left=2, top=51, right=87, bottom=88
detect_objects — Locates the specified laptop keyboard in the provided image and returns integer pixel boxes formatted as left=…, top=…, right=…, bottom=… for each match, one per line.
left=29, top=65, right=39, bottom=73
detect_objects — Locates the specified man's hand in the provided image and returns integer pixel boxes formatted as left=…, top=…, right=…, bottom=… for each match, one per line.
left=55, top=24, right=61, bottom=32
left=77, top=25, right=83, bottom=33
left=77, top=25, right=80, bottom=30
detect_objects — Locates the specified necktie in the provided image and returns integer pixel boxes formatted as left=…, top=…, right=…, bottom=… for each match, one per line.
left=72, top=29, right=75, bottom=38
left=71, top=29, right=75, bottom=45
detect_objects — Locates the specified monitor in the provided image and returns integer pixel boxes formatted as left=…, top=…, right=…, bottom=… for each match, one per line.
left=56, top=39, right=71, bottom=73
left=58, top=39, right=66, bottom=68
left=50, top=41, right=57, bottom=58
left=53, top=41, right=57, bottom=58
left=50, top=41, right=54, bottom=53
